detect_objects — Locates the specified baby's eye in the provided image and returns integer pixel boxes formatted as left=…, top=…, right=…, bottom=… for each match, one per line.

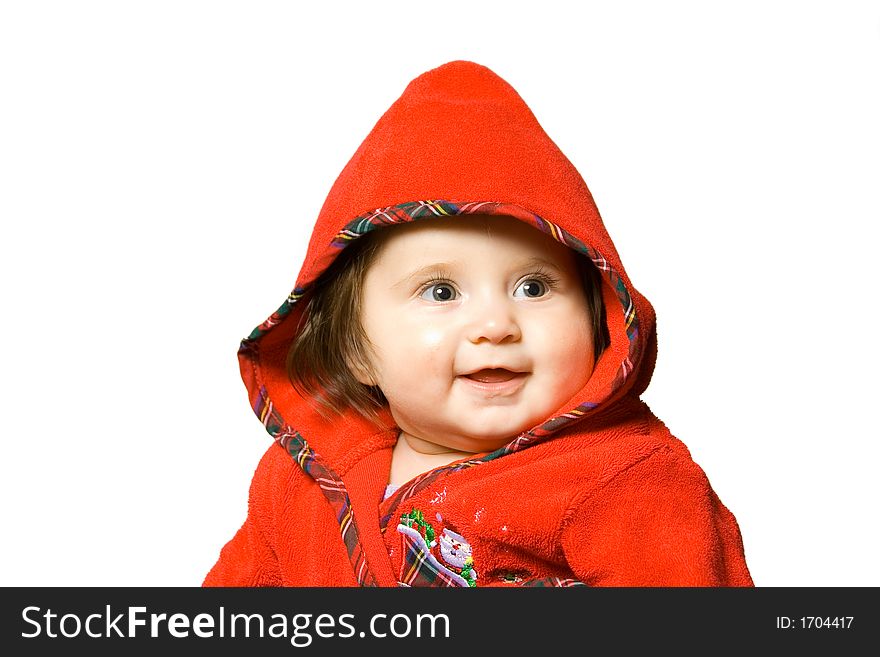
left=419, top=283, right=458, bottom=302
left=513, top=278, right=549, bottom=299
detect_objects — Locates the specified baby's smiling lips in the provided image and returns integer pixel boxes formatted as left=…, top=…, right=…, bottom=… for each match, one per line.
left=457, top=367, right=529, bottom=396
left=462, top=368, right=523, bottom=383
left=459, top=367, right=529, bottom=396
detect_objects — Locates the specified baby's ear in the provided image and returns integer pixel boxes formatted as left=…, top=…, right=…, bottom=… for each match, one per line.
left=347, top=349, right=378, bottom=387
left=352, top=365, right=376, bottom=387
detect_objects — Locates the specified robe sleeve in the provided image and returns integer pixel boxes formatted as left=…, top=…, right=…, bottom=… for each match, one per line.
left=561, top=445, right=753, bottom=587
left=202, top=444, right=285, bottom=587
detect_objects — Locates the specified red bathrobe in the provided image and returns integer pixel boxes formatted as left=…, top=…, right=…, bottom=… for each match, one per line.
left=204, top=60, right=753, bottom=587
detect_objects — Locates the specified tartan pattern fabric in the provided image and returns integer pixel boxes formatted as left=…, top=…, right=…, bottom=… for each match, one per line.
left=253, top=385, right=284, bottom=436
left=267, top=418, right=378, bottom=587
left=238, top=199, right=642, bottom=584
left=244, top=288, right=305, bottom=342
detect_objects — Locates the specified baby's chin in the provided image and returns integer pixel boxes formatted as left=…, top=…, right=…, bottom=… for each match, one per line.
left=420, top=423, right=537, bottom=454
left=393, top=408, right=546, bottom=454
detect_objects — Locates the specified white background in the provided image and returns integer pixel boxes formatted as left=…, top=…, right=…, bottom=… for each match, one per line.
left=2, top=1, right=878, bottom=587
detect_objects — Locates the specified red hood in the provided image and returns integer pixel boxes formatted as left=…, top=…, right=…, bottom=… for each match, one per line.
left=239, top=60, right=657, bottom=464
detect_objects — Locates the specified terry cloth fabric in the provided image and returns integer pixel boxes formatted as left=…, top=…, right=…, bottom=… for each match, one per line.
left=203, top=60, right=753, bottom=587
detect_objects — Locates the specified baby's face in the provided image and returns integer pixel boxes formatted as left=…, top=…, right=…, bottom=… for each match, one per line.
left=358, top=216, right=596, bottom=454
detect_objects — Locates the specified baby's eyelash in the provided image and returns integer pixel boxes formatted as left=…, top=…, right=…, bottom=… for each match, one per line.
left=422, top=276, right=453, bottom=287
left=412, top=268, right=560, bottom=297
left=415, top=273, right=456, bottom=296
left=521, top=268, right=561, bottom=289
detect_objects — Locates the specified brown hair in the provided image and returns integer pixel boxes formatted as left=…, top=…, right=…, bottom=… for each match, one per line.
left=287, top=224, right=610, bottom=420
left=287, top=229, right=386, bottom=418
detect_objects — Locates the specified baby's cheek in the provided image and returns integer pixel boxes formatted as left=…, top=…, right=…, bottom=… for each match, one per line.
left=387, top=328, right=449, bottom=389
left=539, top=321, right=593, bottom=383
left=417, top=327, right=446, bottom=351
left=414, top=327, right=451, bottom=372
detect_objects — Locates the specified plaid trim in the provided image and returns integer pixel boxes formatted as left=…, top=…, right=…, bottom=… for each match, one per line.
left=246, top=385, right=285, bottom=436
left=274, top=424, right=378, bottom=587
left=239, top=199, right=643, bottom=581
left=244, top=287, right=306, bottom=342
left=250, top=388, right=377, bottom=585
left=330, top=200, right=488, bottom=248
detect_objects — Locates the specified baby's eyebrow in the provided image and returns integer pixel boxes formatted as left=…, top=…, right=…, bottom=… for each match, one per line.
left=392, top=256, right=566, bottom=288
left=392, top=262, right=457, bottom=289
left=509, top=256, right=570, bottom=278
left=519, top=256, right=564, bottom=271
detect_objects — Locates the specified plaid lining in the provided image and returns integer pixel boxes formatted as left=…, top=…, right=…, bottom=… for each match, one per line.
left=240, top=199, right=640, bottom=585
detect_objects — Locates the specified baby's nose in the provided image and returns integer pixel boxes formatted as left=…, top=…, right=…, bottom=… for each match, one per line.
left=465, top=298, right=522, bottom=344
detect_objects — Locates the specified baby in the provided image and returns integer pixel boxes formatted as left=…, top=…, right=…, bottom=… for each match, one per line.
left=204, top=61, right=752, bottom=587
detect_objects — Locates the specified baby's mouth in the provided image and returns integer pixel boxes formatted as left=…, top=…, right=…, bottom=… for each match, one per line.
left=462, top=368, right=523, bottom=383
